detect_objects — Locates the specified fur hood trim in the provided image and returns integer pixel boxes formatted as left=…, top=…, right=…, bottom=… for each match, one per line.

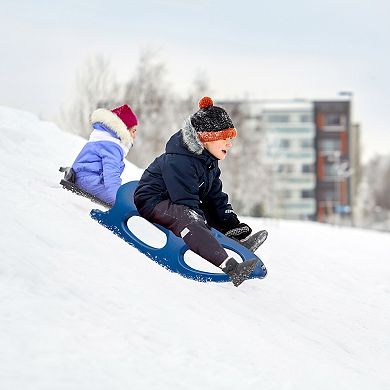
left=90, top=108, right=133, bottom=145
left=181, top=117, right=204, bottom=155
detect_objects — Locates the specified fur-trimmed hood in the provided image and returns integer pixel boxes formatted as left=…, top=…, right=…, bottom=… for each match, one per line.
left=90, top=108, right=134, bottom=145
left=164, top=120, right=218, bottom=167
left=179, top=117, right=204, bottom=155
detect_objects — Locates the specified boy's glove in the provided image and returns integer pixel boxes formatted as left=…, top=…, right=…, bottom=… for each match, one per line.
left=225, top=223, right=252, bottom=241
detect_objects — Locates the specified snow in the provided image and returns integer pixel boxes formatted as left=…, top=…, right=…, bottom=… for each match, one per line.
left=0, top=106, right=389, bottom=389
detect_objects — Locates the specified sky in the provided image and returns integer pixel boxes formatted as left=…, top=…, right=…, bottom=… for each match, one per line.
left=1, top=105, right=390, bottom=389
left=1, top=0, right=389, bottom=162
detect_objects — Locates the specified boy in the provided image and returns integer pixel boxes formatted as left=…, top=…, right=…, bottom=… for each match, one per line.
left=134, top=97, right=258, bottom=287
left=71, top=104, right=138, bottom=205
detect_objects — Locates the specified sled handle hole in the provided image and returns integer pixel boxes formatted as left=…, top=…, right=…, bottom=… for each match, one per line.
left=183, top=248, right=243, bottom=274
left=126, top=216, right=168, bottom=249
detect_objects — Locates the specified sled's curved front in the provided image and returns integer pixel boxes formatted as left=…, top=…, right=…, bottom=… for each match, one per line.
left=90, top=181, right=267, bottom=283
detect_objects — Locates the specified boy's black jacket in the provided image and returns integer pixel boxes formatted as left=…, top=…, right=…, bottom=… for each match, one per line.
left=134, top=121, right=239, bottom=230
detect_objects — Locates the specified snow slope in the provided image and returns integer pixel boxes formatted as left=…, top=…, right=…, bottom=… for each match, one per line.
left=0, top=106, right=389, bottom=390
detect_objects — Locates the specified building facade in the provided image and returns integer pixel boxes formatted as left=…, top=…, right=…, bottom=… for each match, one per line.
left=314, top=100, right=359, bottom=224
left=261, top=101, right=316, bottom=220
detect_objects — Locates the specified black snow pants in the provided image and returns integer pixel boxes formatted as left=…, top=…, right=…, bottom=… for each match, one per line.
left=142, top=200, right=229, bottom=267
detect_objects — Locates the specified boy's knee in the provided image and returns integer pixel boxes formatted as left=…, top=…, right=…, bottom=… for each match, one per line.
left=183, top=208, right=205, bottom=224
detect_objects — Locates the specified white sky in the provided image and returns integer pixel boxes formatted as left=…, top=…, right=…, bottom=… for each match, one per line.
left=1, top=0, right=389, bottom=162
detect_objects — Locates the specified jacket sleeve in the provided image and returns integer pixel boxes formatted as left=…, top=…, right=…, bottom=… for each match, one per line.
left=203, top=167, right=240, bottom=231
left=99, top=144, right=123, bottom=204
left=160, top=155, right=205, bottom=218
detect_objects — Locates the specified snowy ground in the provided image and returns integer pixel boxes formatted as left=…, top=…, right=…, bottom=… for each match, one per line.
left=0, top=106, right=389, bottom=390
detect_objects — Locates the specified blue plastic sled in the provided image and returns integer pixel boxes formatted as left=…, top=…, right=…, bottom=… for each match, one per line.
left=90, top=181, right=267, bottom=283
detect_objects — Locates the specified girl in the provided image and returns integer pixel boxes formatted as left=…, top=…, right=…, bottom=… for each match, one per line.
left=72, top=104, right=138, bottom=205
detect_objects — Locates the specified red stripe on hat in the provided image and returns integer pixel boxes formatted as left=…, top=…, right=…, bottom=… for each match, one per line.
left=197, top=128, right=237, bottom=142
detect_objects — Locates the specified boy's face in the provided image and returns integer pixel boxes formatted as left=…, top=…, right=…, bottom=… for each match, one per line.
left=203, top=138, right=233, bottom=160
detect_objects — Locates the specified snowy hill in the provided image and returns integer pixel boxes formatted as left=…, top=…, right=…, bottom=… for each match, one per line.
left=0, top=106, right=389, bottom=390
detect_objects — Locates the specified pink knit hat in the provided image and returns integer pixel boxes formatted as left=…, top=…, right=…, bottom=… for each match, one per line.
left=111, top=104, right=138, bottom=128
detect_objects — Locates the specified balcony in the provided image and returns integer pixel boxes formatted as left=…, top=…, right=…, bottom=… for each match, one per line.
left=321, top=125, right=345, bottom=132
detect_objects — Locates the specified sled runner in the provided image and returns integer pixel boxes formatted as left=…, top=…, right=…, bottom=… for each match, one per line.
left=59, top=167, right=112, bottom=209
left=90, top=181, right=267, bottom=283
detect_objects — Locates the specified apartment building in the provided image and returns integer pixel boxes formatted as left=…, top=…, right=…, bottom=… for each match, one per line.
left=218, top=97, right=360, bottom=222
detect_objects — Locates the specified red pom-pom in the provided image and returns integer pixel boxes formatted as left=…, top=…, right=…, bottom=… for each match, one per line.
left=199, top=96, right=214, bottom=109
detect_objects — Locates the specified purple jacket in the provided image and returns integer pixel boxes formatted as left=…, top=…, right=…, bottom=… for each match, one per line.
left=72, top=108, right=134, bottom=205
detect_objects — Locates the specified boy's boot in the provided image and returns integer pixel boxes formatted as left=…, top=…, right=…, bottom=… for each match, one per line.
left=220, top=258, right=258, bottom=287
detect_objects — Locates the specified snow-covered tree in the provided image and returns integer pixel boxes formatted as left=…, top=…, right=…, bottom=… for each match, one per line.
left=178, top=73, right=211, bottom=119
left=366, top=155, right=390, bottom=210
left=355, top=154, right=390, bottom=230
left=60, top=55, right=117, bottom=138
left=218, top=101, right=273, bottom=216
left=121, top=50, right=177, bottom=168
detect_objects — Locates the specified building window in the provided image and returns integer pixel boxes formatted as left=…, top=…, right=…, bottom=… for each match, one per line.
left=324, top=163, right=337, bottom=177
left=319, top=139, right=340, bottom=151
left=323, top=113, right=347, bottom=126
left=318, top=190, right=336, bottom=201
left=301, top=189, right=314, bottom=198
left=276, top=164, right=294, bottom=173
left=300, top=139, right=313, bottom=148
left=324, top=190, right=336, bottom=201
left=302, top=164, right=314, bottom=173
left=300, top=114, right=312, bottom=123
left=279, top=139, right=291, bottom=148
left=266, top=114, right=290, bottom=123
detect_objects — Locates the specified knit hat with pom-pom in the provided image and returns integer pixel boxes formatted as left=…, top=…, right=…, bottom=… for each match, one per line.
left=190, top=97, right=237, bottom=142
